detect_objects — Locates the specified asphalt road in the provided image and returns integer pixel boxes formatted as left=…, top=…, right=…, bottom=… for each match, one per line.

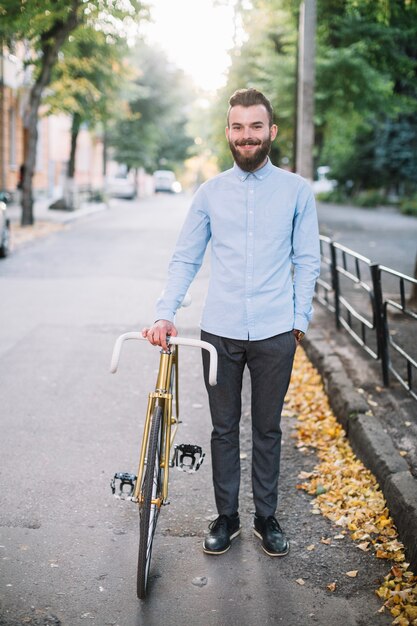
left=0, top=193, right=395, bottom=626
left=317, top=201, right=417, bottom=277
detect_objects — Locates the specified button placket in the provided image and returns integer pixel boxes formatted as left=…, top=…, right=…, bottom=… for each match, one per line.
left=246, top=176, right=256, bottom=337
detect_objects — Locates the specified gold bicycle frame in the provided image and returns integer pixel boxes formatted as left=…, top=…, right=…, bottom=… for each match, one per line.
left=133, top=345, right=180, bottom=507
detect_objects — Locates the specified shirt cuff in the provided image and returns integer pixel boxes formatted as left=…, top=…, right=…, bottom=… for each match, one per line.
left=293, top=314, right=309, bottom=334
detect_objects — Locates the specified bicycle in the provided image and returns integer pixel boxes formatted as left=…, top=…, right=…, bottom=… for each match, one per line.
left=109, top=331, right=218, bottom=599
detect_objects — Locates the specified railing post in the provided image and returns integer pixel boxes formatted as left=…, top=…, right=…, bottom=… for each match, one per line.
left=370, top=263, right=390, bottom=386
left=330, top=242, right=340, bottom=329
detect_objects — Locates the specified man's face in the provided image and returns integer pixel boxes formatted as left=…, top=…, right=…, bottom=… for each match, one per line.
left=226, top=104, right=278, bottom=172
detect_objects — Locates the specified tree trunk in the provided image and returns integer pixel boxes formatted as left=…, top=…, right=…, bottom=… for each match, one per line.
left=62, top=112, right=82, bottom=210
left=20, top=2, right=80, bottom=226
left=68, top=112, right=81, bottom=178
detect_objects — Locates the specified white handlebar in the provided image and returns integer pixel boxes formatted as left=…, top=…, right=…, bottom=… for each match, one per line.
left=110, top=332, right=218, bottom=386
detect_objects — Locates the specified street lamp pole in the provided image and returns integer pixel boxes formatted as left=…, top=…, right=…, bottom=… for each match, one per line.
left=296, top=0, right=316, bottom=181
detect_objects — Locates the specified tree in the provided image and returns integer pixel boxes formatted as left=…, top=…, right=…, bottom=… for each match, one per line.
left=45, top=26, right=134, bottom=208
left=316, top=0, right=417, bottom=196
left=109, top=41, right=194, bottom=175
left=208, top=0, right=298, bottom=172
left=0, top=0, right=145, bottom=225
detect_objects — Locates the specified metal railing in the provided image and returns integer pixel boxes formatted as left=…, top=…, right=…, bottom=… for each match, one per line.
left=316, top=235, right=417, bottom=402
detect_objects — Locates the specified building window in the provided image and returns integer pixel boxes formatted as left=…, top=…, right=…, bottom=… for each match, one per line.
left=8, top=107, right=17, bottom=168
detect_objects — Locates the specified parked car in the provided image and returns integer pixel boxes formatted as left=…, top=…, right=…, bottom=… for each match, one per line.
left=312, top=166, right=337, bottom=194
left=153, top=170, right=182, bottom=193
left=106, top=174, right=136, bottom=200
left=0, top=198, right=10, bottom=258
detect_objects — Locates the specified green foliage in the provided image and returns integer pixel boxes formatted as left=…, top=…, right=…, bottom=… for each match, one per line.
left=0, top=1, right=146, bottom=65
left=316, top=0, right=417, bottom=196
left=108, top=41, right=195, bottom=173
left=0, top=0, right=147, bottom=223
left=46, top=26, right=131, bottom=125
left=212, top=0, right=417, bottom=201
left=315, top=188, right=348, bottom=204
left=400, top=197, right=417, bottom=216
left=208, top=0, right=298, bottom=172
left=352, top=190, right=387, bottom=208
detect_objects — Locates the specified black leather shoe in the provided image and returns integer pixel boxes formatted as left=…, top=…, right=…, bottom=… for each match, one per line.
left=203, top=513, right=241, bottom=555
left=253, top=515, right=289, bottom=556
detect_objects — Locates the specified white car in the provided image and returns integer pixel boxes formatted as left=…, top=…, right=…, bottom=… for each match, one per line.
left=312, top=166, right=337, bottom=194
left=0, top=199, right=10, bottom=258
left=106, top=174, right=136, bottom=200
left=153, top=170, right=182, bottom=193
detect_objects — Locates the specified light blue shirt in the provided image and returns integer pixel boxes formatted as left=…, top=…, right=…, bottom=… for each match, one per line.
left=156, top=158, right=320, bottom=340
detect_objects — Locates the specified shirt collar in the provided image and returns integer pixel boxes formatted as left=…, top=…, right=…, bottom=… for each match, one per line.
left=233, top=157, right=273, bottom=182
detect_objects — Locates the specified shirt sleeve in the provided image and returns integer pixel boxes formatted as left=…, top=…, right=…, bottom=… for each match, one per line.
left=291, top=182, right=321, bottom=333
left=155, top=187, right=211, bottom=322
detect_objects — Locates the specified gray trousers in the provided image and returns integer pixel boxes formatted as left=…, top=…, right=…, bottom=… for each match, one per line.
left=201, top=330, right=296, bottom=518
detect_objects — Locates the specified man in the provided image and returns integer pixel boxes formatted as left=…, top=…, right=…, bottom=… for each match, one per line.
left=143, top=88, right=320, bottom=557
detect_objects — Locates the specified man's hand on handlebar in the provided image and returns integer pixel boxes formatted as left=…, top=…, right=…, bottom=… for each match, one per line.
left=142, top=319, right=178, bottom=351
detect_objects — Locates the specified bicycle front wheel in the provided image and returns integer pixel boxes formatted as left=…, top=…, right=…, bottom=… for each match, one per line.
left=137, top=404, right=163, bottom=599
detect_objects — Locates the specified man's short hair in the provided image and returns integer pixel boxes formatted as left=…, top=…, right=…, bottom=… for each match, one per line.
left=227, top=88, right=274, bottom=127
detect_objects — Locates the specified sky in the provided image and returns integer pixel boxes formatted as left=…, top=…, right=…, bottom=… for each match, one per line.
left=142, top=0, right=238, bottom=92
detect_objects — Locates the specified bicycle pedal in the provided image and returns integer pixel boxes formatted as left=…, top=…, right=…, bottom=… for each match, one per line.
left=110, top=472, right=137, bottom=499
left=172, top=444, right=205, bottom=473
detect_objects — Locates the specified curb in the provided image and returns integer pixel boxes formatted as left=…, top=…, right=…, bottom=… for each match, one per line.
left=303, top=321, right=417, bottom=572
left=7, top=200, right=108, bottom=226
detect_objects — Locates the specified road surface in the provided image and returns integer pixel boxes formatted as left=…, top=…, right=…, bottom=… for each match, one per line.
left=0, top=193, right=394, bottom=626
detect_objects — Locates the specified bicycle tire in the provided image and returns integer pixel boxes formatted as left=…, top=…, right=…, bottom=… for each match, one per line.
left=137, top=404, right=163, bottom=599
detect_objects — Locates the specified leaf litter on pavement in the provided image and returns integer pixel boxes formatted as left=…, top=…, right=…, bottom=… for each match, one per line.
left=285, top=347, right=417, bottom=626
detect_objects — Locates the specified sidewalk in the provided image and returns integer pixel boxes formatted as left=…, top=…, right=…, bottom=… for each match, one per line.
left=304, top=306, right=417, bottom=574
left=7, top=196, right=108, bottom=226
left=6, top=196, right=108, bottom=250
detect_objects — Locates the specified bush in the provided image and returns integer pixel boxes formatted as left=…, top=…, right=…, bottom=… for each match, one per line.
left=352, top=190, right=387, bottom=207
left=400, top=197, right=417, bottom=216
left=315, top=188, right=348, bottom=203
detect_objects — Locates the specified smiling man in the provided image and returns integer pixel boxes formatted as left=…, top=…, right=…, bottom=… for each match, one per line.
left=143, top=88, right=320, bottom=558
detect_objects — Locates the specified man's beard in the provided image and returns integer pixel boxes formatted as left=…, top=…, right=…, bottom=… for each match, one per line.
left=228, top=136, right=272, bottom=172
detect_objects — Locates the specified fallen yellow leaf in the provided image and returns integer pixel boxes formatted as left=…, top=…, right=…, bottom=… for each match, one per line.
left=405, top=606, right=417, bottom=619
left=287, top=348, right=417, bottom=625
left=298, top=471, right=314, bottom=479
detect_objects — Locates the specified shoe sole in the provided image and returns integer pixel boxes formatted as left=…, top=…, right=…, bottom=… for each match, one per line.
left=203, top=527, right=242, bottom=555
left=253, top=528, right=290, bottom=557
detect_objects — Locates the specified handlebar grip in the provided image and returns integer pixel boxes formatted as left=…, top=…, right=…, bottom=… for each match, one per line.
left=110, top=332, right=218, bottom=386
